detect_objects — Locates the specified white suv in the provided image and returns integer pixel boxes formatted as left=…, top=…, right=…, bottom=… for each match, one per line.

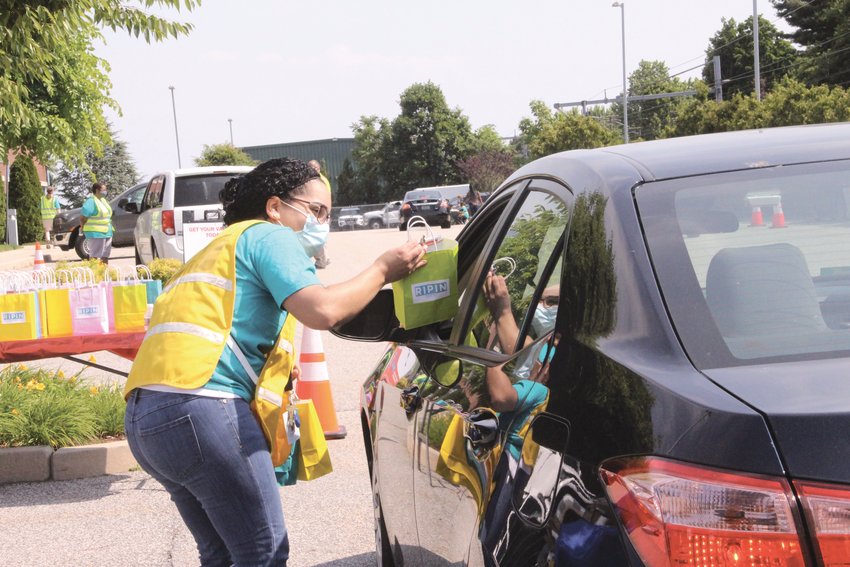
left=133, top=166, right=254, bottom=264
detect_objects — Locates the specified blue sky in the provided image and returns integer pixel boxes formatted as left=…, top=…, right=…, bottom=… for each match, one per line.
left=97, top=0, right=787, bottom=178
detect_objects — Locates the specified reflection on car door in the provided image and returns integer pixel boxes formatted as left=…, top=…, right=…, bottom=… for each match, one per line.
left=112, top=185, right=145, bottom=245
left=411, top=181, right=573, bottom=565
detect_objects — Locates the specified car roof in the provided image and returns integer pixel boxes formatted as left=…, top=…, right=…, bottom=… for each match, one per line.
left=509, top=123, right=850, bottom=195
left=156, top=166, right=255, bottom=177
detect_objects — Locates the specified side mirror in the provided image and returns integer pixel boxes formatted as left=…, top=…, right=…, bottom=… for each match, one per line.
left=123, top=202, right=140, bottom=214
left=332, top=288, right=397, bottom=341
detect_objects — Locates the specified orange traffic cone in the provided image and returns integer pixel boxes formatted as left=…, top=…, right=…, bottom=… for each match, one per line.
left=295, top=326, right=347, bottom=440
left=771, top=203, right=787, bottom=228
left=33, top=242, right=46, bottom=271
left=750, top=206, right=764, bottom=227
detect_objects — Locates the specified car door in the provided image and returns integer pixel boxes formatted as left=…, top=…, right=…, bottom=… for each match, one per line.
left=135, top=175, right=164, bottom=262
left=410, top=180, right=573, bottom=565
left=111, top=184, right=146, bottom=245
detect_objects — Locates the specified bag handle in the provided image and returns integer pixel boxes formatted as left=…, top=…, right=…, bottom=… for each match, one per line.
left=135, top=265, right=153, bottom=280
left=56, top=269, right=74, bottom=287
left=490, top=257, right=517, bottom=280
left=406, top=216, right=442, bottom=250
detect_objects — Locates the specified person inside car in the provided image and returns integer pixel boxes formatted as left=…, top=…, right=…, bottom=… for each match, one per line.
left=123, top=157, right=427, bottom=567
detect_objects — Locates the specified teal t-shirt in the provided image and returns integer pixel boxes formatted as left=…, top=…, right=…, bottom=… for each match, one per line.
left=499, top=380, right=549, bottom=461
left=204, top=223, right=321, bottom=400
left=80, top=196, right=113, bottom=238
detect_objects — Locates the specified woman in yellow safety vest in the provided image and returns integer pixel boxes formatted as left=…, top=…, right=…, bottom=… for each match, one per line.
left=40, top=186, right=61, bottom=247
left=123, top=157, right=426, bottom=567
left=79, top=181, right=113, bottom=263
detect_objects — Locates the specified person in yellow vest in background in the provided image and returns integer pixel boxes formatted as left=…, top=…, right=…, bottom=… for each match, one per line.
left=307, top=159, right=331, bottom=269
left=40, top=186, right=61, bottom=248
left=123, top=157, right=426, bottom=567
left=79, top=181, right=113, bottom=263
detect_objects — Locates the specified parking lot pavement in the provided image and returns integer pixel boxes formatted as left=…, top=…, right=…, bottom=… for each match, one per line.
left=0, top=225, right=463, bottom=566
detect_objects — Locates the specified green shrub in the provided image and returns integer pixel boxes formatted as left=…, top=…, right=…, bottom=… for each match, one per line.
left=8, top=155, right=43, bottom=243
left=55, top=258, right=114, bottom=282
left=146, top=257, right=182, bottom=284
left=0, top=365, right=126, bottom=448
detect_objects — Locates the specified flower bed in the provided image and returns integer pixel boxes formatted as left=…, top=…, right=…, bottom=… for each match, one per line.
left=0, top=363, right=125, bottom=449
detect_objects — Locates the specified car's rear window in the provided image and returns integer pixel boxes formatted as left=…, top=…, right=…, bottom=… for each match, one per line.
left=174, top=174, right=242, bottom=207
left=340, top=208, right=360, bottom=215
left=404, top=190, right=441, bottom=202
left=637, top=160, right=850, bottom=368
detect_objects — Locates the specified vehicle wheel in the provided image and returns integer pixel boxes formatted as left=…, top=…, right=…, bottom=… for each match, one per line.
left=151, top=241, right=160, bottom=260
left=74, top=232, right=91, bottom=260
left=441, top=220, right=452, bottom=229
left=372, top=466, right=395, bottom=567
left=370, top=219, right=383, bottom=230
left=134, top=245, right=143, bottom=265
left=398, top=222, right=407, bottom=231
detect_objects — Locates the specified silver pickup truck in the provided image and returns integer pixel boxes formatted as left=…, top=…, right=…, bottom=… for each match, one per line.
left=363, top=201, right=402, bottom=229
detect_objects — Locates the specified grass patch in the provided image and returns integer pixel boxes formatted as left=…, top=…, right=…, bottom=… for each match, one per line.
left=0, top=243, right=22, bottom=252
left=0, top=365, right=125, bottom=448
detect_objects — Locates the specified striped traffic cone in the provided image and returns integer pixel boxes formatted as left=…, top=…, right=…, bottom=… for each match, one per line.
left=33, top=242, right=46, bottom=272
left=295, top=326, right=347, bottom=440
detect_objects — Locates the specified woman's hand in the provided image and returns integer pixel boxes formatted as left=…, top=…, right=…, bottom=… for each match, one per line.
left=375, top=241, right=427, bottom=284
left=484, top=273, right=511, bottom=318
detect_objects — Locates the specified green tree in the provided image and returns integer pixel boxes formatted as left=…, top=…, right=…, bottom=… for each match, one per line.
left=385, top=82, right=475, bottom=192
left=703, top=16, right=799, bottom=99
left=55, top=125, right=140, bottom=207
left=344, top=115, right=392, bottom=203
left=470, top=125, right=507, bottom=154
left=8, top=155, right=43, bottom=243
left=520, top=106, right=620, bottom=160
left=195, top=143, right=257, bottom=167
left=0, top=1, right=198, bottom=164
left=771, top=0, right=850, bottom=86
left=455, top=150, right=516, bottom=195
left=0, top=176, right=6, bottom=241
left=614, top=60, right=692, bottom=141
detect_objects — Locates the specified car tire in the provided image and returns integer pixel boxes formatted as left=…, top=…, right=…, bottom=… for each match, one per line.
left=441, top=220, right=452, bottom=229
left=134, top=245, right=143, bottom=265
left=369, top=219, right=382, bottom=230
left=151, top=241, right=160, bottom=260
left=372, top=466, right=395, bottom=567
left=74, top=232, right=91, bottom=260
left=398, top=222, right=407, bottom=231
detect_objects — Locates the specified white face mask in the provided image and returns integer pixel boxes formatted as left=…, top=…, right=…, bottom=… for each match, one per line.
left=280, top=201, right=330, bottom=257
left=531, top=303, right=558, bottom=336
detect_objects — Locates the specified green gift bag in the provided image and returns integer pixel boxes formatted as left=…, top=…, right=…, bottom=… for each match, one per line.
left=392, top=218, right=459, bottom=329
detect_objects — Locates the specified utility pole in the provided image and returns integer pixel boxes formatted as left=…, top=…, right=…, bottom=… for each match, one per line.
left=713, top=56, right=723, bottom=102
left=168, top=86, right=182, bottom=168
left=612, top=2, right=629, bottom=143
left=753, top=0, right=761, bottom=100
left=228, top=118, right=234, bottom=145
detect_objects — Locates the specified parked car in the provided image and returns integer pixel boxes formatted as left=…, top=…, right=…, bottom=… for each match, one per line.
left=333, top=123, right=850, bottom=566
left=337, top=206, right=366, bottom=230
left=133, top=166, right=253, bottom=264
left=52, top=182, right=147, bottom=259
left=400, top=189, right=451, bottom=230
left=364, top=201, right=402, bottom=229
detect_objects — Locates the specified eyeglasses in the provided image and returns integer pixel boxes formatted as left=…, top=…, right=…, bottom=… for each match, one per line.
left=288, top=197, right=330, bottom=224
left=540, top=295, right=560, bottom=308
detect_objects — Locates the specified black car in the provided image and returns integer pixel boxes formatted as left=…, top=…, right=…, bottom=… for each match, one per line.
left=400, top=189, right=452, bottom=230
left=52, top=182, right=147, bottom=259
left=334, top=123, right=850, bottom=566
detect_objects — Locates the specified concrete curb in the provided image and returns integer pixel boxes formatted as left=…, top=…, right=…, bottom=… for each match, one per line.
left=0, top=440, right=137, bottom=484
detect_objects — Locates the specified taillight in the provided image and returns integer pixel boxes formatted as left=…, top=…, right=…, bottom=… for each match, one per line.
left=162, top=210, right=175, bottom=235
left=600, top=457, right=807, bottom=566
left=796, top=481, right=850, bottom=566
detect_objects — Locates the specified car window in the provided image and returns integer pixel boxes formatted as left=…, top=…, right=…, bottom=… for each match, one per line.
left=465, top=186, right=569, bottom=355
left=127, top=185, right=145, bottom=206
left=144, top=176, right=164, bottom=209
left=174, top=174, right=238, bottom=207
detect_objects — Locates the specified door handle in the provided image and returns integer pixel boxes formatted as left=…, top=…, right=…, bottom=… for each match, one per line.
left=400, top=385, right=422, bottom=415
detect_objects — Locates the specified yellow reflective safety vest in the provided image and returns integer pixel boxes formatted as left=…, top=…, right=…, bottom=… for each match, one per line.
left=83, top=196, right=112, bottom=234
left=40, top=196, right=59, bottom=220
left=125, top=219, right=299, bottom=466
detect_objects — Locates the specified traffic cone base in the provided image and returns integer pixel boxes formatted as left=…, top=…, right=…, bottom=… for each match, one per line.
left=750, top=206, right=764, bottom=227
left=295, top=326, right=347, bottom=440
left=771, top=204, right=787, bottom=228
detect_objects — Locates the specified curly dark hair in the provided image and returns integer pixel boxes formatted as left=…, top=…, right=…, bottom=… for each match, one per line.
left=219, top=157, right=320, bottom=225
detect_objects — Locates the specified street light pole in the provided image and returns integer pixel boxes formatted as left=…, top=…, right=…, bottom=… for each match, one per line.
left=168, top=86, right=182, bottom=168
left=228, top=118, right=234, bottom=145
left=612, top=2, right=629, bottom=143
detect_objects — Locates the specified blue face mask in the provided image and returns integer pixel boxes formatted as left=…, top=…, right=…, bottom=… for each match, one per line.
left=531, top=304, right=558, bottom=336
left=296, top=214, right=329, bottom=257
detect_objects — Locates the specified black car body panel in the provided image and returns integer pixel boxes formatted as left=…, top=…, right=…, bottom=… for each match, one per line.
left=340, top=123, right=850, bottom=566
left=401, top=189, right=451, bottom=229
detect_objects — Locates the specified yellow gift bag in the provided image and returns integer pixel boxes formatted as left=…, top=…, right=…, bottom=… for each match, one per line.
left=0, top=292, right=40, bottom=341
left=296, top=399, right=333, bottom=481
left=392, top=217, right=458, bottom=329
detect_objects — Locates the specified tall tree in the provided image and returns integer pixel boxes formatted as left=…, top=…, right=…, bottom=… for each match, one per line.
left=703, top=16, right=799, bottom=99
left=346, top=115, right=392, bottom=203
left=8, top=155, right=42, bottom=243
left=613, top=60, right=692, bottom=141
left=772, top=0, right=850, bottom=86
left=195, top=143, right=257, bottom=167
left=517, top=102, right=619, bottom=160
left=55, top=125, right=140, bottom=207
left=456, top=150, right=516, bottom=195
left=385, top=82, right=475, bottom=192
left=0, top=1, right=198, bottom=164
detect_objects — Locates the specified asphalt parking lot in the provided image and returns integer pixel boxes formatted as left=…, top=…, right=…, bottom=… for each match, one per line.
left=0, top=225, right=462, bottom=567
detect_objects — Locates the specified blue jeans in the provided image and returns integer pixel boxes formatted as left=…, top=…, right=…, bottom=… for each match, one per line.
left=125, top=389, right=288, bottom=567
